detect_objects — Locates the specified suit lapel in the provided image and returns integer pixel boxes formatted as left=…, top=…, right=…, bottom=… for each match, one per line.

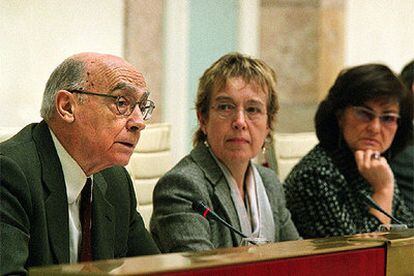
left=213, top=180, right=243, bottom=245
left=91, top=173, right=115, bottom=260
left=33, top=121, right=70, bottom=264
left=191, top=144, right=242, bottom=246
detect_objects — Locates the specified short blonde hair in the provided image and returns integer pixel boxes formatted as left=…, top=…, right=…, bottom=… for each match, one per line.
left=193, top=52, right=279, bottom=146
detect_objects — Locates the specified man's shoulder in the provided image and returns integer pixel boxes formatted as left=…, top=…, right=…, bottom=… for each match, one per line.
left=101, top=165, right=128, bottom=175
left=0, top=123, right=38, bottom=152
left=0, top=123, right=42, bottom=171
left=99, top=166, right=131, bottom=186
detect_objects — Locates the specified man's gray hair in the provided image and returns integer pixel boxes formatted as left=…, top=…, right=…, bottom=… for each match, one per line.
left=40, top=58, right=85, bottom=120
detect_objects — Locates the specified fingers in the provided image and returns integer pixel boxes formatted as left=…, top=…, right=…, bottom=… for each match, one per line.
left=354, top=150, right=394, bottom=193
left=371, top=152, right=380, bottom=160
left=354, top=150, right=364, bottom=169
left=355, top=150, right=382, bottom=167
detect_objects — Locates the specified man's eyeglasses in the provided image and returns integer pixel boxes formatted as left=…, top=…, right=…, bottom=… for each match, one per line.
left=211, top=102, right=266, bottom=121
left=351, top=106, right=400, bottom=126
left=67, top=89, right=155, bottom=120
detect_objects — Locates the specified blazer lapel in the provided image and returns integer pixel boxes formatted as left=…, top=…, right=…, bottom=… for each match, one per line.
left=91, top=173, right=115, bottom=260
left=213, top=180, right=243, bottom=246
left=33, top=121, right=70, bottom=264
left=191, top=144, right=242, bottom=246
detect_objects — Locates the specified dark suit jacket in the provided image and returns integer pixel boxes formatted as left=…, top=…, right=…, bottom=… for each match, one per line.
left=390, top=141, right=414, bottom=214
left=0, top=121, right=159, bottom=275
left=150, top=143, right=300, bottom=253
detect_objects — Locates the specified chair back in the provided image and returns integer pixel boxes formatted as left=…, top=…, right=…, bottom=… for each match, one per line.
left=273, top=132, right=318, bottom=181
left=126, top=123, right=173, bottom=229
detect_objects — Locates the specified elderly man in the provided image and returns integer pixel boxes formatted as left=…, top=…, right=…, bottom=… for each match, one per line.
left=0, top=52, right=160, bottom=274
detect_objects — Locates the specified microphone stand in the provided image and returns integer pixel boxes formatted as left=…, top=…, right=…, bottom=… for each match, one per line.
left=360, top=193, right=405, bottom=225
left=192, top=201, right=257, bottom=245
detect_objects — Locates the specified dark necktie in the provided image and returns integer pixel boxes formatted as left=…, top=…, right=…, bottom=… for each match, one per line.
left=79, top=178, right=93, bottom=262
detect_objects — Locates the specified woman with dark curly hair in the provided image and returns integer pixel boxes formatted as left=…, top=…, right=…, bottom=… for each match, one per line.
left=284, top=63, right=414, bottom=238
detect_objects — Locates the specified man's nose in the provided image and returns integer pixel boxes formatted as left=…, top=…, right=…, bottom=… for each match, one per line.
left=126, top=106, right=146, bottom=132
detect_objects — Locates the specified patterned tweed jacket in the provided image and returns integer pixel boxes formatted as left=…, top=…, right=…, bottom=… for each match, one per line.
left=284, top=144, right=414, bottom=239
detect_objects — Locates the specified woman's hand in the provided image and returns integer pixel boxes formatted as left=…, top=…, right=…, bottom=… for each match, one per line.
left=354, top=149, right=394, bottom=193
left=354, top=149, right=395, bottom=224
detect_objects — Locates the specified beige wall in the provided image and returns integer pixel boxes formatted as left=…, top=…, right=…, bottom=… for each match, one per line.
left=1, top=0, right=413, bottom=147
left=261, top=0, right=322, bottom=106
left=0, top=0, right=124, bottom=128
left=124, top=0, right=164, bottom=123
left=345, top=0, right=414, bottom=71
left=260, top=0, right=345, bottom=132
left=259, top=0, right=414, bottom=133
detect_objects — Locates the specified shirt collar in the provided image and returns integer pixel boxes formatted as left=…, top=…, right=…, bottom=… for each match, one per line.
left=49, top=128, right=89, bottom=204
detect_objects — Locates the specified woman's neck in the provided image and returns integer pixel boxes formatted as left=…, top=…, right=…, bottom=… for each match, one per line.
left=226, top=161, right=249, bottom=199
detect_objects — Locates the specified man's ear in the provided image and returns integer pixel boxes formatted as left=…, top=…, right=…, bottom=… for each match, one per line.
left=55, top=90, right=75, bottom=123
left=197, top=111, right=207, bottom=134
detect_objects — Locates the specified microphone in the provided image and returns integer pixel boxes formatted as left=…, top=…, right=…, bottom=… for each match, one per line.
left=192, top=201, right=256, bottom=244
left=360, top=193, right=405, bottom=225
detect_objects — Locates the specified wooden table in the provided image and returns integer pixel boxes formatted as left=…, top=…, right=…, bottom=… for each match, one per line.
left=29, top=229, right=414, bottom=275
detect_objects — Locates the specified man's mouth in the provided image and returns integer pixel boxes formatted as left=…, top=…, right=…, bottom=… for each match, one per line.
left=118, top=141, right=135, bottom=148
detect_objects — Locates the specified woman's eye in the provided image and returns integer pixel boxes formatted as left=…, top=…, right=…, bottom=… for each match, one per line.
left=246, top=106, right=262, bottom=114
left=381, top=115, right=397, bottom=123
left=357, top=110, right=372, bottom=121
left=217, top=103, right=234, bottom=111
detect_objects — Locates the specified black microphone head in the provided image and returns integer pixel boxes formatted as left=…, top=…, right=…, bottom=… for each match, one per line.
left=192, top=200, right=214, bottom=220
left=192, top=200, right=207, bottom=213
left=191, top=200, right=249, bottom=238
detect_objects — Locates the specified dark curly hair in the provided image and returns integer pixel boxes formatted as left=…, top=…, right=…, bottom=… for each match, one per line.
left=315, top=63, right=413, bottom=157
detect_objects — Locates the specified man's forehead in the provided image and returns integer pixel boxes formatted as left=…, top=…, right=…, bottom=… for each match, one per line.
left=73, top=53, right=135, bottom=73
left=111, top=83, right=147, bottom=98
left=72, top=52, right=124, bottom=64
left=71, top=52, right=147, bottom=91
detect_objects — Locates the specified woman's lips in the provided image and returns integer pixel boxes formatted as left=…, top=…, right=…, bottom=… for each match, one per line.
left=227, top=137, right=249, bottom=144
left=360, top=138, right=380, bottom=146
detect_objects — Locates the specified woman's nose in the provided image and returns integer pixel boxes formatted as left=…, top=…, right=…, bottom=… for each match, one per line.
left=232, top=109, right=247, bottom=130
left=366, top=117, right=381, bottom=132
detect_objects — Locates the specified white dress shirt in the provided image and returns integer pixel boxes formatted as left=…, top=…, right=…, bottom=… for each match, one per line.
left=50, top=129, right=92, bottom=263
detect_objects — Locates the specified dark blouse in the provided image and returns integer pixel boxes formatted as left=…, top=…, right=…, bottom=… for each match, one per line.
left=284, top=144, right=414, bottom=239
